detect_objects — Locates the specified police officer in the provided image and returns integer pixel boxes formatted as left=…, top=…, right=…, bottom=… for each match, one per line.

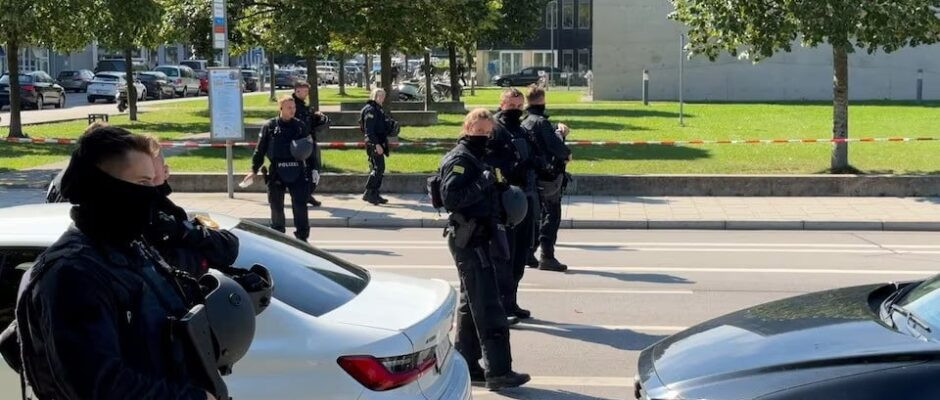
left=439, top=108, right=530, bottom=391
left=361, top=88, right=389, bottom=205
left=291, top=81, right=330, bottom=208
left=522, top=85, right=572, bottom=272
left=486, top=88, right=544, bottom=322
left=16, top=126, right=216, bottom=399
left=248, top=95, right=315, bottom=241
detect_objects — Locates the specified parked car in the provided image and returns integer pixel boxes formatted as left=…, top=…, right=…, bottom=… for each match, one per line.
left=634, top=277, right=940, bottom=400
left=0, top=204, right=472, bottom=400
left=0, top=71, right=66, bottom=110
left=274, top=70, right=300, bottom=89
left=136, top=71, right=175, bottom=100
left=241, top=70, right=261, bottom=92
left=94, top=59, right=148, bottom=74
left=491, top=66, right=566, bottom=87
left=56, top=69, right=95, bottom=93
left=180, top=59, right=210, bottom=73
left=154, top=65, right=200, bottom=97
left=86, top=72, right=146, bottom=103
left=317, top=66, right=338, bottom=84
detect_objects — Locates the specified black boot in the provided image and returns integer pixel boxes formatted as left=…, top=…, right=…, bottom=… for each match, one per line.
left=486, top=371, right=531, bottom=391
left=468, top=365, right=486, bottom=385
left=512, top=307, right=532, bottom=320
left=525, top=253, right=539, bottom=268
left=539, top=256, right=568, bottom=272
left=506, top=315, right=521, bottom=326
left=362, top=191, right=381, bottom=205
left=376, top=193, right=389, bottom=204
left=307, top=196, right=321, bottom=207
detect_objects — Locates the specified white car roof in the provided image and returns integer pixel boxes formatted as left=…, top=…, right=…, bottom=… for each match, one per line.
left=0, top=204, right=240, bottom=248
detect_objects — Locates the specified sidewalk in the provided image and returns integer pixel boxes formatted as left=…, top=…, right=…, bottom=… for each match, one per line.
left=168, top=192, right=940, bottom=231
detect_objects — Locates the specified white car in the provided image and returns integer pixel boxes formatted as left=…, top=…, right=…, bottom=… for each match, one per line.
left=86, top=72, right=146, bottom=103
left=0, top=204, right=471, bottom=400
left=317, top=66, right=339, bottom=84
left=154, top=65, right=201, bottom=97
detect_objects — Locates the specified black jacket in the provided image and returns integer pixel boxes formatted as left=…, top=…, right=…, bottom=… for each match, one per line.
left=440, top=138, right=498, bottom=221
left=360, top=100, right=388, bottom=145
left=16, top=228, right=207, bottom=400
left=487, top=110, right=544, bottom=193
left=522, top=107, right=570, bottom=179
left=251, top=117, right=313, bottom=183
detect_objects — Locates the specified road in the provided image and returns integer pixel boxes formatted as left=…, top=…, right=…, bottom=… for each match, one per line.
left=2, top=228, right=938, bottom=399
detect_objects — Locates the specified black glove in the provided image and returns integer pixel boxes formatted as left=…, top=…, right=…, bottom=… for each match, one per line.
left=478, top=170, right=496, bottom=190
left=148, top=210, right=189, bottom=243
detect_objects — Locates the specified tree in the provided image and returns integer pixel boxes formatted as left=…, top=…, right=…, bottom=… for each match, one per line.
left=481, top=0, right=552, bottom=47
left=97, top=0, right=165, bottom=121
left=438, top=0, right=502, bottom=101
left=670, top=0, right=940, bottom=172
left=0, top=0, right=95, bottom=137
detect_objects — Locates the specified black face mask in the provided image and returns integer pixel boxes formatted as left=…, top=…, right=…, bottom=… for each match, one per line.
left=464, top=135, right=489, bottom=149
left=64, top=159, right=163, bottom=244
left=527, top=104, right=546, bottom=115
left=500, top=109, right=524, bottom=124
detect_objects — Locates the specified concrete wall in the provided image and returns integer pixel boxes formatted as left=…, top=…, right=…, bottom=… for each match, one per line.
left=593, top=0, right=940, bottom=101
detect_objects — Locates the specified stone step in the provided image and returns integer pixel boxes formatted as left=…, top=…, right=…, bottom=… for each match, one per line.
left=323, top=110, right=438, bottom=126
left=340, top=101, right=466, bottom=114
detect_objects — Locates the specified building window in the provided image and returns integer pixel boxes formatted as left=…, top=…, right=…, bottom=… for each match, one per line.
left=534, top=51, right=555, bottom=68
left=577, top=49, right=590, bottom=72
left=562, top=50, right=574, bottom=72
left=498, top=51, right=523, bottom=75
left=562, top=0, right=574, bottom=29
left=545, top=1, right=557, bottom=30
left=578, top=0, right=591, bottom=29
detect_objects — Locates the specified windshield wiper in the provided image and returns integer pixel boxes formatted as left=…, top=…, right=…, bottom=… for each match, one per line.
left=883, top=283, right=917, bottom=312
left=889, top=304, right=933, bottom=334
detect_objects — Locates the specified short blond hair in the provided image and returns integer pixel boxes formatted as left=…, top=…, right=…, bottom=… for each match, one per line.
left=370, top=88, right=386, bottom=101
left=141, top=133, right=163, bottom=157
left=461, top=108, right=495, bottom=135
left=277, top=94, right=295, bottom=107
left=500, top=87, right=523, bottom=103
left=83, top=121, right=109, bottom=136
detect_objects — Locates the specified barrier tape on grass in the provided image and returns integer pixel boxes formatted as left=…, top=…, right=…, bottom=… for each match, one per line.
left=4, top=136, right=940, bottom=148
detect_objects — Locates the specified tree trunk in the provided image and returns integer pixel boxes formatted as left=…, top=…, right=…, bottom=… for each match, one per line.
left=338, top=52, right=347, bottom=96
left=306, top=49, right=320, bottom=112
left=268, top=51, right=276, bottom=102
left=831, top=45, right=849, bottom=172
left=466, top=45, right=475, bottom=97
left=448, top=44, right=459, bottom=102
left=424, top=51, right=433, bottom=111
left=380, top=45, right=392, bottom=108
left=364, top=52, right=372, bottom=91
left=6, top=39, right=24, bottom=138
left=124, top=48, right=138, bottom=121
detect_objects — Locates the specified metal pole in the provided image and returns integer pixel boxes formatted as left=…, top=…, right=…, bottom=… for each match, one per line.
left=917, top=69, right=924, bottom=104
left=642, top=69, right=649, bottom=106
left=223, top=48, right=235, bottom=199
left=679, top=34, right=685, bottom=127
left=550, top=1, right=555, bottom=87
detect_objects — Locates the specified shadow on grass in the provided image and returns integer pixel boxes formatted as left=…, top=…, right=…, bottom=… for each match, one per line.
left=553, top=107, right=687, bottom=119
left=566, top=120, right=648, bottom=131
left=573, top=144, right=710, bottom=161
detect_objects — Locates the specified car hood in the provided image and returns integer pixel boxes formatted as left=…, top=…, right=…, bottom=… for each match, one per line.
left=321, top=271, right=456, bottom=353
left=646, top=284, right=936, bottom=396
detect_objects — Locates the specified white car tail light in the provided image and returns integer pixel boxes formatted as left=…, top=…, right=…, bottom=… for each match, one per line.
left=337, top=346, right=438, bottom=391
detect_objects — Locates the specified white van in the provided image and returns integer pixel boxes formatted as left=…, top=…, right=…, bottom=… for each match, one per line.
left=154, top=65, right=200, bottom=97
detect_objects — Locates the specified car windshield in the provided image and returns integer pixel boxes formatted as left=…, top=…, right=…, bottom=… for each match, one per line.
left=898, top=275, right=940, bottom=329
left=155, top=67, right=179, bottom=77
left=0, top=75, right=34, bottom=84
left=180, top=61, right=202, bottom=71
left=231, top=221, right=369, bottom=316
left=58, top=71, right=78, bottom=79
left=138, top=73, right=160, bottom=81
left=94, top=75, right=121, bottom=82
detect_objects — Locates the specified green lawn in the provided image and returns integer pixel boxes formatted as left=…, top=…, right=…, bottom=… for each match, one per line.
left=4, top=88, right=940, bottom=174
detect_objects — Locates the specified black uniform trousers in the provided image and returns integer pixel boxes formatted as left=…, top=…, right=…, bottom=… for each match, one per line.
left=268, top=178, right=310, bottom=241
left=539, top=190, right=563, bottom=258
left=504, top=192, right=540, bottom=311
left=448, top=234, right=512, bottom=377
left=365, top=145, right=385, bottom=195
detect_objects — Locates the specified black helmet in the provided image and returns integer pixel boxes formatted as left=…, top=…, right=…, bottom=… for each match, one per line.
left=312, top=113, right=331, bottom=136
left=226, top=264, right=274, bottom=315
left=386, top=117, right=401, bottom=137
left=200, top=270, right=257, bottom=375
left=501, top=185, right=528, bottom=227
left=290, top=136, right=314, bottom=161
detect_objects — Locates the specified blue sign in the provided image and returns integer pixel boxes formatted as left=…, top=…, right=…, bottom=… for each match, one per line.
left=213, top=17, right=225, bottom=26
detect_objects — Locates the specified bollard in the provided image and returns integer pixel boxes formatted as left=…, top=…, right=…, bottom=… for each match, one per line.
left=917, top=69, right=924, bottom=104
left=642, top=70, right=650, bottom=106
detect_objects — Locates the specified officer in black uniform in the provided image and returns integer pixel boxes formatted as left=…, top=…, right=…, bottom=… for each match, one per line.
left=361, top=88, right=389, bottom=205
left=249, top=95, right=315, bottom=241
left=486, top=88, right=544, bottom=322
left=438, top=108, right=530, bottom=391
left=522, top=86, right=572, bottom=272
left=291, top=81, right=331, bottom=208
left=16, top=127, right=216, bottom=400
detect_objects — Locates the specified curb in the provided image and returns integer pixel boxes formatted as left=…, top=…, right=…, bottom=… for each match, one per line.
left=244, top=217, right=940, bottom=231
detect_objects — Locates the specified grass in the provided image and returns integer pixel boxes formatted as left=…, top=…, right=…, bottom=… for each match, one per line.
left=4, top=85, right=940, bottom=174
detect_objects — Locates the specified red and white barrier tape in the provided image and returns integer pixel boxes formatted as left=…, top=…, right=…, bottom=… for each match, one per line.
left=4, top=136, right=940, bottom=148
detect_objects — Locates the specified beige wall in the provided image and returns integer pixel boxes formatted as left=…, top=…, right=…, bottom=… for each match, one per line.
left=593, top=0, right=940, bottom=101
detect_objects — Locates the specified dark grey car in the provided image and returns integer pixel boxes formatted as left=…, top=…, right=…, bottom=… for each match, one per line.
left=56, top=70, right=94, bottom=92
left=0, top=72, right=66, bottom=110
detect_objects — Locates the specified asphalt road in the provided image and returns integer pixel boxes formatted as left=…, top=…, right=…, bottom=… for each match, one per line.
left=2, top=228, right=939, bottom=399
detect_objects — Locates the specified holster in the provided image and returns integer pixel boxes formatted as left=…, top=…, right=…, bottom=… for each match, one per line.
left=173, top=305, right=229, bottom=400
left=260, top=166, right=269, bottom=185
left=449, top=213, right=481, bottom=249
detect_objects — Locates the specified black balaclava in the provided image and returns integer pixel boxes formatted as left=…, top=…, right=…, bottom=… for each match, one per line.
left=462, top=135, right=489, bottom=157
left=60, top=150, right=162, bottom=244
left=527, top=104, right=547, bottom=116
left=499, top=108, right=524, bottom=126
